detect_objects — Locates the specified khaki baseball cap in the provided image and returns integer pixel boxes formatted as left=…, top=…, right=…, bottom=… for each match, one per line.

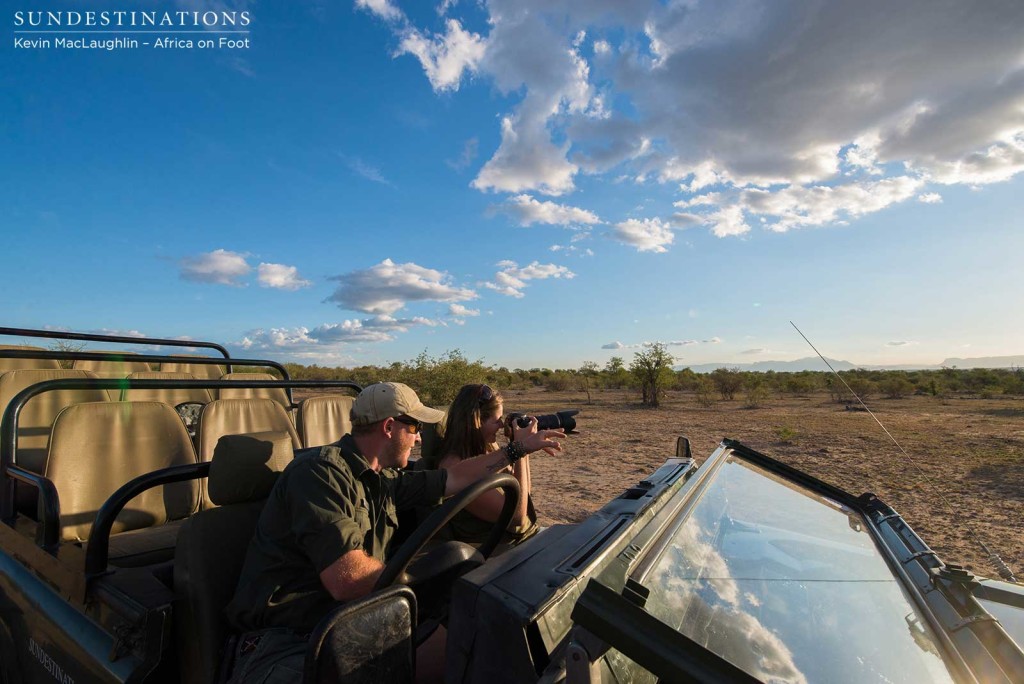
left=351, top=382, right=445, bottom=426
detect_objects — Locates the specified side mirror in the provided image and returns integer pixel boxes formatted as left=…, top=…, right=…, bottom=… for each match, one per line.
left=303, top=585, right=417, bottom=684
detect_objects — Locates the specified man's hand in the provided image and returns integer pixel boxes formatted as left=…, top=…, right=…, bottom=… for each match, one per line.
left=319, top=549, right=386, bottom=602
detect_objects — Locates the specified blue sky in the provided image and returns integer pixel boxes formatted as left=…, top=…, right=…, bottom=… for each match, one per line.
left=3, top=0, right=1023, bottom=369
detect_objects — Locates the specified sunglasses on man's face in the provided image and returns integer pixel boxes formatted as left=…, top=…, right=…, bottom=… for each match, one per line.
left=392, top=415, right=423, bottom=434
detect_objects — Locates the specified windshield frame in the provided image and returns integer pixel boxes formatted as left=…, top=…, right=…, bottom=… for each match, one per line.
left=569, top=439, right=1024, bottom=683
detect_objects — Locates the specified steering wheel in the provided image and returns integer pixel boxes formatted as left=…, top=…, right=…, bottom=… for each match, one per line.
left=373, top=472, right=520, bottom=591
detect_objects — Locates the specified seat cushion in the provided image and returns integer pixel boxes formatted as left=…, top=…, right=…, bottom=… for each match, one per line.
left=108, top=519, right=187, bottom=568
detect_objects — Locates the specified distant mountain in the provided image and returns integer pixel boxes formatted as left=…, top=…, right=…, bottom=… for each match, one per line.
left=680, top=355, right=1024, bottom=373
left=938, top=356, right=1024, bottom=369
left=682, top=357, right=858, bottom=373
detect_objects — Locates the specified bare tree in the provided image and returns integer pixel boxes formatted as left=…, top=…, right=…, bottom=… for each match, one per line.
left=578, top=361, right=599, bottom=404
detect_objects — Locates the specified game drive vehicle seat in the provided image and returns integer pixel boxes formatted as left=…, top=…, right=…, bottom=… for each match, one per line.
left=45, top=401, right=201, bottom=567
left=173, top=431, right=294, bottom=684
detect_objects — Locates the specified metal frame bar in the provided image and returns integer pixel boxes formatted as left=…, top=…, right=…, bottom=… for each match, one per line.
left=84, top=461, right=210, bottom=576
left=0, top=377, right=362, bottom=529
left=570, top=578, right=760, bottom=683
left=0, top=325, right=231, bottom=359
left=0, top=348, right=293, bottom=403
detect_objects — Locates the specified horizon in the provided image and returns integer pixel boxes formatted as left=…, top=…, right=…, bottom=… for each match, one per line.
left=4, top=1, right=1022, bottom=370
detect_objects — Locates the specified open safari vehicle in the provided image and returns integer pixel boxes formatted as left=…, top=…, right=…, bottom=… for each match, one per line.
left=1, top=327, right=1021, bottom=683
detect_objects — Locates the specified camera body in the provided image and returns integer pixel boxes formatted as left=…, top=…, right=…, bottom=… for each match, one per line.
left=506, top=409, right=579, bottom=435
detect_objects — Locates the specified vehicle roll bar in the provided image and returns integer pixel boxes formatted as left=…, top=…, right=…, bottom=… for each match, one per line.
left=85, top=461, right=211, bottom=576
left=0, top=326, right=231, bottom=359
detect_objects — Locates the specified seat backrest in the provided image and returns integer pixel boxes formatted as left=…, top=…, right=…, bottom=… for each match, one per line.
left=0, top=369, right=111, bottom=474
left=216, top=373, right=290, bottom=411
left=0, top=345, right=62, bottom=372
left=44, top=401, right=200, bottom=542
left=197, top=398, right=300, bottom=464
left=174, top=432, right=293, bottom=684
left=159, top=359, right=227, bottom=380
left=296, top=395, right=354, bottom=448
left=72, top=352, right=152, bottom=379
left=122, top=371, right=213, bottom=405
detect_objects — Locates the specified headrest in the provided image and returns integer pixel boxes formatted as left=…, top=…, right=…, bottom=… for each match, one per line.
left=208, top=431, right=294, bottom=505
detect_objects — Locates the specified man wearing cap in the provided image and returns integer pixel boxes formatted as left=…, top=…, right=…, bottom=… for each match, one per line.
left=225, top=382, right=563, bottom=683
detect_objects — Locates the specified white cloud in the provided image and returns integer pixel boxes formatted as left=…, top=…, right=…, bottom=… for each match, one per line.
left=326, top=259, right=476, bottom=315
left=886, top=340, right=918, bottom=347
left=449, top=303, right=480, bottom=317
left=470, top=5, right=602, bottom=195
left=611, top=217, right=674, bottom=252
left=472, top=115, right=579, bottom=195
left=257, top=263, right=312, bottom=291
left=363, top=1, right=1024, bottom=231
left=674, top=192, right=722, bottom=208
left=354, top=0, right=403, bottom=22
left=239, top=314, right=445, bottom=352
left=179, top=249, right=251, bottom=286
left=917, top=192, right=943, bottom=204
left=705, top=205, right=752, bottom=237
left=343, top=156, right=393, bottom=186
left=738, top=176, right=923, bottom=232
left=397, top=19, right=486, bottom=92
left=668, top=340, right=698, bottom=346
left=88, top=328, right=148, bottom=338
left=501, top=194, right=602, bottom=226
left=704, top=337, right=722, bottom=344
left=485, top=260, right=575, bottom=297
left=601, top=341, right=624, bottom=349
left=741, top=348, right=767, bottom=355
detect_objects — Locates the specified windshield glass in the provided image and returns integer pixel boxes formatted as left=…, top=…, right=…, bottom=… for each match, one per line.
left=628, top=453, right=955, bottom=684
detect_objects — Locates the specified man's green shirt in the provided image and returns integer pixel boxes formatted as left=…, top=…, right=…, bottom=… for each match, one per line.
left=226, top=434, right=447, bottom=633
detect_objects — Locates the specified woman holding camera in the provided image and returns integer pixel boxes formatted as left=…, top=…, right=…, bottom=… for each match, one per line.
left=427, top=383, right=564, bottom=547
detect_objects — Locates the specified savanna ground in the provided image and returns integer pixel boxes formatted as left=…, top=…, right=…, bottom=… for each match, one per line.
left=503, top=387, right=1024, bottom=576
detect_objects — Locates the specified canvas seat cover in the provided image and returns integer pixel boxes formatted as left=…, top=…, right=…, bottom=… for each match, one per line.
left=44, top=401, right=201, bottom=542
left=122, top=371, right=213, bottom=405
left=72, top=352, right=152, bottom=379
left=0, top=344, right=61, bottom=372
left=217, top=372, right=290, bottom=411
left=197, top=398, right=301, bottom=463
left=0, top=369, right=111, bottom=473
left=159, top=359, right=227, bottom=380
left=297, top=394, right=355, bottom=448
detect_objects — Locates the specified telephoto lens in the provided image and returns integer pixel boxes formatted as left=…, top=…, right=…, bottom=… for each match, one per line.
left=513, top=409, right=580, bottom=434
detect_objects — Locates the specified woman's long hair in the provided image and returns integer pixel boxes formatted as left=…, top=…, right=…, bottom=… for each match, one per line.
left=437, top=384, right=504, bottom=461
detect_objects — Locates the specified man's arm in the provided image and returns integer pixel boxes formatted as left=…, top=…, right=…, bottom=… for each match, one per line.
left=319, top=549, right=385, bottom=602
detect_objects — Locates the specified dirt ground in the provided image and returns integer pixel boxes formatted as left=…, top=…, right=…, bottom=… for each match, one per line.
left=502, top=388, right=1024, bottom=576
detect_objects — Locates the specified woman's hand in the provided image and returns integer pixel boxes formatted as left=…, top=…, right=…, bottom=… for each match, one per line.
left=512, top=416, right=565, bottom=456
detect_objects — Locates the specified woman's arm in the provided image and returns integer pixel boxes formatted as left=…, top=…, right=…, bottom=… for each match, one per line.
left=439, top=452, right=529, bottom=530
left=441, top=418, right=560, bottom=519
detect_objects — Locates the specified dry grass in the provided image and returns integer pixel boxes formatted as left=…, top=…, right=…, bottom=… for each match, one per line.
left=505, top=388, right=1024, bottom=576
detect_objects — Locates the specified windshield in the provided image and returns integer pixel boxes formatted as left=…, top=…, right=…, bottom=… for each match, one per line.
left=627, top=453, right=955, bottom=684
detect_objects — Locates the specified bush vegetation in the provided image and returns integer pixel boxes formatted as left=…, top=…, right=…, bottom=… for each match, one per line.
left=278, top=351, right=1024, bottom=408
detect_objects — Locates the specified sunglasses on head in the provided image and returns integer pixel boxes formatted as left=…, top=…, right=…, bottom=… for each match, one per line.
left=392, top=415, right=422, bottom=434
left=475, top=384, right=495, bottom=403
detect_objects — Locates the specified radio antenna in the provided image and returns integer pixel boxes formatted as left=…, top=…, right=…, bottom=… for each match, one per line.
left=790, top=321, right=1017, bottom=583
